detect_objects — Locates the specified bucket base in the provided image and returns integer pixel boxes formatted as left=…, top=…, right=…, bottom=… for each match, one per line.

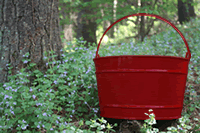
left=100, top=106, right=182, bottom=120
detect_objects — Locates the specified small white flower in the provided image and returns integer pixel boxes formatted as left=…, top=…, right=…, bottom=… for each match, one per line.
left=101, top=124, right=105, bottom=129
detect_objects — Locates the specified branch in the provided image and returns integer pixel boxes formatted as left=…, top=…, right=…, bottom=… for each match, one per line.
left=145, top=18, right=157, bottom=37
left=144, top=0, right=159, bottom=36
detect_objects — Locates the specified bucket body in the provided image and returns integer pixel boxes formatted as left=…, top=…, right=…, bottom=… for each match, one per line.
left=93, top=55, right=189, bottom=120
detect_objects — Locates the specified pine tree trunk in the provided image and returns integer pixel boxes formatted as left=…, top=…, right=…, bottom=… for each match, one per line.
left=0, top=0, right=63, bottom=83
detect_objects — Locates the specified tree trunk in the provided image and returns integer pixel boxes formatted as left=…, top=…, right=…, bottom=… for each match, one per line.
left=109, top=0, right=117, bottom=38
left=101, top=3, right=111, bottom=39
left=76, top=0, right=97, bottom=48
left=0, top=0, right=63, bottom=84
left=139, top=0, right=145, bottom=42
left=59, top=1, right=74, bottom=41
left=178, top=0, right=196, bottom=24
left=187, top=0, right=196, bottom=18
left=101, top=2, right=115, bottom=39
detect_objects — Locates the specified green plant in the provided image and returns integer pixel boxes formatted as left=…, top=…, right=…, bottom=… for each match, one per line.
left=140, top=109, right=159, bottom=133
left=140, top=109, right=199, bottom=133
left=161, top=114, right=194, bottom=133
left=86, top=117, right=117, bottom=133
left=0, top=38, right=112, bottom=132
left=0, top=52, right=71, bottom=132
left=0, top=17, right=199, bottom=133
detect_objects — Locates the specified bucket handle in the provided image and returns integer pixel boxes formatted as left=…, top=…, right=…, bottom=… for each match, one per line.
left=95, top=13, right=191, bottom=60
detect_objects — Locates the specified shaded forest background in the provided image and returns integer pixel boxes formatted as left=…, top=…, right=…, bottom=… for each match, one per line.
left=60, top=0, right=198, bottom=46
left=0, top=0, right=199, bottom=83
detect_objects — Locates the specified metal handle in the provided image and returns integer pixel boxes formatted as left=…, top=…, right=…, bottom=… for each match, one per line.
left=95, top=13, right=191, bottom=60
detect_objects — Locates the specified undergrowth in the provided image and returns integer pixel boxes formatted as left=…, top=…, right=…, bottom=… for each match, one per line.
left=0, top=18, right=199, bottom=133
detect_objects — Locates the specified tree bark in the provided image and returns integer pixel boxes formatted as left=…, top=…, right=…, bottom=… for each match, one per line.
left=0, top=0, right=63, bottom=84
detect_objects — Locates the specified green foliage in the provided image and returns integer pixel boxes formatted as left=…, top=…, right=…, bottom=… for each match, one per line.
left=59, top=0, right=180, bottom=40
left=0, top=18, right=199, bottom=132
left=140, top=109, right=159, bottom=133
left=140, top=109, right=199, bottom=133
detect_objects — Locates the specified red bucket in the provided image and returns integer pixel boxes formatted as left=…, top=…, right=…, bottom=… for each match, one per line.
left=93, top=13, right=191, bottom=120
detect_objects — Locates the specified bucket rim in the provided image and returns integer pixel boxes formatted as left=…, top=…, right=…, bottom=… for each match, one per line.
left=93, top=55, right=190, bottom=61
